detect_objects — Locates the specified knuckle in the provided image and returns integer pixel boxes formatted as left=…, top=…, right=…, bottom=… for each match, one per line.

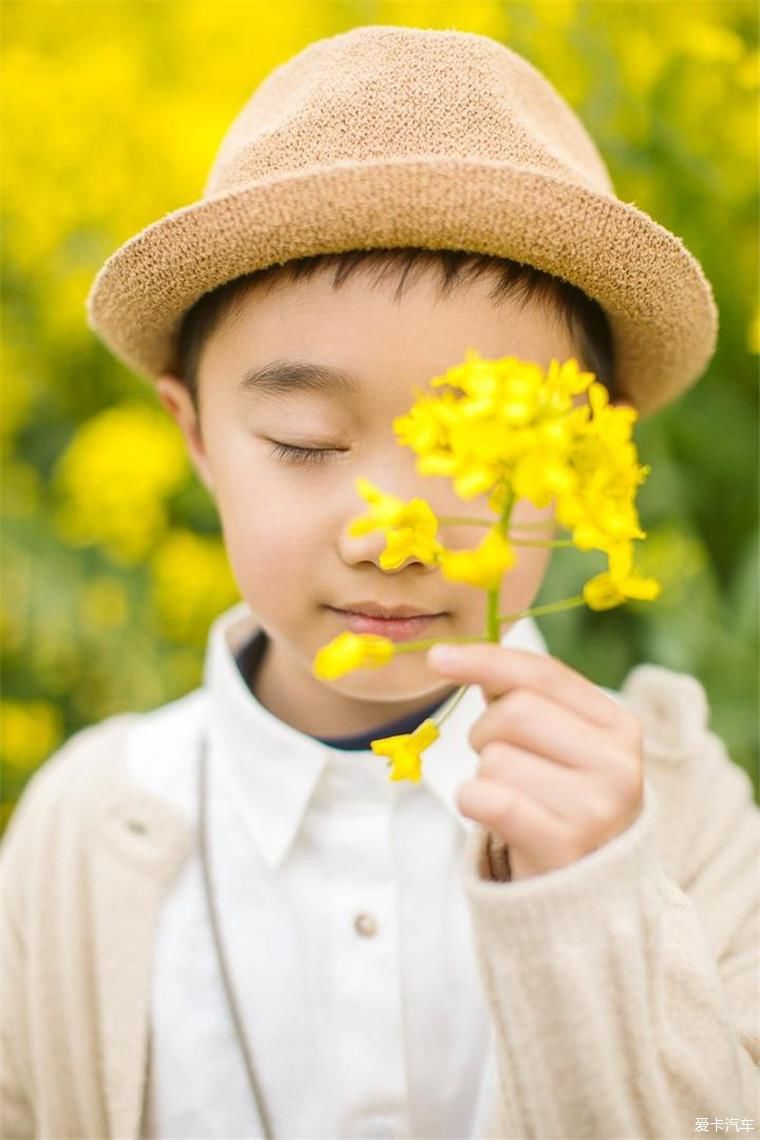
left=620, top=760, right=644, bottom=807
left=578, top=793, right=612, bottom=831
left=532, top=656, right=556, bottom=690
left=621, top=708, right=643, bottom=748
left=456, top=779, right=474, bottom=814
left=566, top=827, right=592, bottom=862
left=457, top=777, right=488, bottom=817
left=501, top=687, right=539, bottom=730
left=608, top=749, right=643, bottom=804
left=468, top=714, right=492, bottom=753
left=496, top=789, right=518, bottom=833
left=479, top=740, right=506, bottom=777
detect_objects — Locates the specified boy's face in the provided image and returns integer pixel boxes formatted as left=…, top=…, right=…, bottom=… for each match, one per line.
left=157, top=266, right=582, bottom=737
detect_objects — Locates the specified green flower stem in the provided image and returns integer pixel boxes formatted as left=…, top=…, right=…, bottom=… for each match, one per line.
left=511, top=538, right=573, bottom=548
left=488, top=485, right=516, bottom=642
left=389, top=594, right=587, bottom=656
left=433, top=682, right=471, bottom=728
left=486, top=589, right=500, bottom=642
left=437, top=516, right=562, bottom=532
left=436, top=515, right=570, bottom=549
left=392, top=633, right=487, bottom=654
left=436, top=516, right=496, bottom=528
left=498, top=488, right=515, bottom=532
left=497, top=594, right=586, bottom=624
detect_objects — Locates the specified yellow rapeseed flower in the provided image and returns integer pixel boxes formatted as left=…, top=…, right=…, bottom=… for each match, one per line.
left=349, top=477, right=442, bottom=568
left=149, top=529, right=240, bottom=644
left=1, top=699, right=63, bottom=770
left=583, top=541, right=662, bottom=610
left=510, top=418, right=578, bottom=508
left=370, top=718, right=440, bottom=783
left=312, top=631, right=396, bottom=680
left=392, top=388, right=462, bottom=458
left=552, top=384, right=650, bottom=552
left=393, top=349, right=600, bottom=504
left=438, top=527, right=516, bottom=589
left=542, top=357, right=597, bottom=409
left=52, top=403, right=189, bottom=564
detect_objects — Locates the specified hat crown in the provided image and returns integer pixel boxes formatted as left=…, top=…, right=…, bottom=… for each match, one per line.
left=86, top=23, right=718, bottom=417
left=204, top=25, right=613, bottom=199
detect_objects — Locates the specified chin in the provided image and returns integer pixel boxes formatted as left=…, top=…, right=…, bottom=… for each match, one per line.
left=323, top=662, right=451, bottom=705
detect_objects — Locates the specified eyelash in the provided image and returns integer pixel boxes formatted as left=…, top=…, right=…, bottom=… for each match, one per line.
left=268, top=441, right=339, bottom=466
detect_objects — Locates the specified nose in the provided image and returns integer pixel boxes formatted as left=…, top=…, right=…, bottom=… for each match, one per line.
left=337, top=519, right=436, bottom=573
left=335, top=449, right=446, bottom=572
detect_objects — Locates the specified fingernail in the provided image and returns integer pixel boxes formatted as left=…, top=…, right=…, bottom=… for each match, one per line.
left=428, top=644, right=460, bottom=668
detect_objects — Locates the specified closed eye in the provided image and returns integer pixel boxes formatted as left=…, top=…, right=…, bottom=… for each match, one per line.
left=268, top=441, right=342, bottom=466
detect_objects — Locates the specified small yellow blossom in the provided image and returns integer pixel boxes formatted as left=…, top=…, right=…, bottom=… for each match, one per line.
left=438, top=527, right=516, bottom=590
left=392, top=389, right=462, bottom=459
left=150, top=529, right=240, bottom=645
left=348, top=477, right=443, bottom=568
left=1, top=699, right=64, bottom=771
left=511, top=425, right=578, bottom=507
left=553, top=384, right=650, bottom=552
left=52, top=402, right=190, bottom=564
left=542, top=356, right=597, bottom=410
left=371, top=718, right=440, bottom=783
left=583, top=541, right=662, bottom=610
left=312, top=631, right=396, bottom=680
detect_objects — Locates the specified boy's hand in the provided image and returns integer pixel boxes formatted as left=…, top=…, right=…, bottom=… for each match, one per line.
left=427, top=643, right=644, bottom=881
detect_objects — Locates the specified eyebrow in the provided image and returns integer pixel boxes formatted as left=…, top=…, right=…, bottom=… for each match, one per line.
left=237, top=359, right=361, bottom=400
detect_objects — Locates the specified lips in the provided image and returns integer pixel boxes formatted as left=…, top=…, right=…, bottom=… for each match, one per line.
left=337, top=601, right=436, bottom=619
left=327, top=603, right=444, bottom=642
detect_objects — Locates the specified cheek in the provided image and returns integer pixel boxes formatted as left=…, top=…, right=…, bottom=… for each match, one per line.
left=499, top=543, right=552, bottom=611
left=211, top=469, right=326, bottom=594
left=229, top=508, right=312, bottom=566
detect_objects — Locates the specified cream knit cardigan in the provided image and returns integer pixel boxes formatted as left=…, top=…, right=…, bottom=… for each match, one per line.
left=1, top=663, right=758, bottom=1140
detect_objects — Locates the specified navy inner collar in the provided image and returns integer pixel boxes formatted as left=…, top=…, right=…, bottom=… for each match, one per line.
left=234, top=629, right=456, bottom=751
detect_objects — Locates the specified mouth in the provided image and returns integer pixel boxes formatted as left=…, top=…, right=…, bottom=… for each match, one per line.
left=326, top=603, right=446, bottom=642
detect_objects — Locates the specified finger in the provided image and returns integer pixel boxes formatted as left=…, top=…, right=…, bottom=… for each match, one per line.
left=469, top=688, right=640, bottom=782
left=428, top=642, right=620, bottom=728
left=476, top=739, right=593, bottom=822
left=457, top=777, right=579, bottom=873
left=476, top=740, right=637, bottom=840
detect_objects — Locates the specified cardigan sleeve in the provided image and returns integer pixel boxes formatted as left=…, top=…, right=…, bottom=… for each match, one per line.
left=460, top=666, right=760, bottom=1139
left=0, top=758, right=58, bottom=1140
left=0, top=714, right=138, bottom=1140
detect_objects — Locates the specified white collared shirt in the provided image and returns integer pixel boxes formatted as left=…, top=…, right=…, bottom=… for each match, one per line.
left=126, top=601, right=559, bottom=1139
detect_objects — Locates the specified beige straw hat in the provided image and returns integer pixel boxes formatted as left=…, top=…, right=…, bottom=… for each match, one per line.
left=85, top=24, right=718, bottom=419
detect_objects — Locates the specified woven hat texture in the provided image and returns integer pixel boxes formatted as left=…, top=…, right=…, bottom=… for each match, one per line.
left=85, top=24, right=718, bottom=418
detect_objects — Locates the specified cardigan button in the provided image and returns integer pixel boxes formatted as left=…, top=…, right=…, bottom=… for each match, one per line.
left=353, top=912, right=378, bottom=937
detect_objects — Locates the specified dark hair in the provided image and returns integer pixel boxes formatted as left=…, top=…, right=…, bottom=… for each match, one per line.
left=174, top=247, right=618, bottom=414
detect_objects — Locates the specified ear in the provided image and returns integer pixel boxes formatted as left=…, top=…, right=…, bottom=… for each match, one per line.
left=155, top=375, right=215, bottom=494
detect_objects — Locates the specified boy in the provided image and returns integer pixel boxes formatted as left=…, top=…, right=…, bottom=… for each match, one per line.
left=2, top=24, right=758, bottom=1140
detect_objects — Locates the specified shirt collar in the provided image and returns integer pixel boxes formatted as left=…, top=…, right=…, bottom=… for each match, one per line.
left=204, top=600, right=551, bottom=868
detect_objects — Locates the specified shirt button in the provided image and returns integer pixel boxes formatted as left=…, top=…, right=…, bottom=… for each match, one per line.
left=353, top=912, right=378, bottom=937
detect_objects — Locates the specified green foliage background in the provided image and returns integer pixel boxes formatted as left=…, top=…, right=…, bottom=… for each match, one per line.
left=2, top=0, right=758, bottom=831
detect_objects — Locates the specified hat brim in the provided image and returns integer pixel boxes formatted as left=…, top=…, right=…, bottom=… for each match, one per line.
left=86, top=157, right=718, bottom=418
